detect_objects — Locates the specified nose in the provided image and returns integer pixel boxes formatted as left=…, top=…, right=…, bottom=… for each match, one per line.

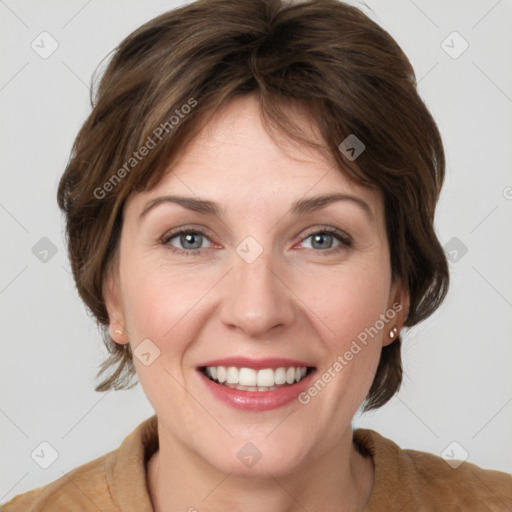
left=220, top=246, right=295, bottom=338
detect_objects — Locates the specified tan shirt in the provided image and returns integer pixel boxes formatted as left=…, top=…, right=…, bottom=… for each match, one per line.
left=2, top=415, right=511, bottom=511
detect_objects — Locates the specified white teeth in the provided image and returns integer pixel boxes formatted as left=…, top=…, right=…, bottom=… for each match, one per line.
left=226, top=367, right=238, bottom=384
left=217, top=366, right=227, bottom=383
left=257, top=368, right=275, bottom=387
left=274, top=367, right=286, bottom=385
left=238, top=367, right=257, bottom=386
left=224, top=382, right=279, bottom=392
left=203, top=365, right=310, bottom=389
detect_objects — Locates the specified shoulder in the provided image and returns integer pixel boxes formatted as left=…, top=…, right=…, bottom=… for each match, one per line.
left=402, top=445, right=512, bottom=509
left=0, top=451, right=115, bottom=512
left=354, top=428, right=512, bottom=511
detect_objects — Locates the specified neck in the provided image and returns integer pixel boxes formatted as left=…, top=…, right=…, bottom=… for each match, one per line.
left=147, top=423, right=374, bottom=512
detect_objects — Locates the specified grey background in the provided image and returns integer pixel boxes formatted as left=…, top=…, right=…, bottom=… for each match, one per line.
left=1, top=0, right=511, bottom=502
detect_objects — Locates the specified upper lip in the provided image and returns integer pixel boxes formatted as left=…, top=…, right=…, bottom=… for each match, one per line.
left=198, top=356, right=315, bottom=370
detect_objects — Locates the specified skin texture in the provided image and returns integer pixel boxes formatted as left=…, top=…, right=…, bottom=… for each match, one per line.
left=104, top=94, right=409, bottom=512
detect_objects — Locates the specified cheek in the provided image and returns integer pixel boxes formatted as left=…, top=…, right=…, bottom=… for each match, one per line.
left=120, top=262, right=203, bottom=338
left=296, top=265, right=390, bottom=413
left=298, top=260, right=392, bottom=352
left=118, top=252, right=222, bottom=367
left=118, top=260, right=216, bottom=407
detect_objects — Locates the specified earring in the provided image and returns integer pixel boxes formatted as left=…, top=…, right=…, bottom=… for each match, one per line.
left=110, top=327, right=123, bottom=337
left=389, top=327, right=398, bottom=339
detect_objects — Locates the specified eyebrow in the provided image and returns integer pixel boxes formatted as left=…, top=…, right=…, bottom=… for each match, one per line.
left=138, top=192, right=373, bottom=221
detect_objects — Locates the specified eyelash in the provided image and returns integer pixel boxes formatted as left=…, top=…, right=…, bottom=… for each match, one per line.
left=161, top=226, right=352, bottom=256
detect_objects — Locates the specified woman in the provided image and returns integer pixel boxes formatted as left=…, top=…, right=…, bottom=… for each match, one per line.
left=3, top=0, right=511, bottom=510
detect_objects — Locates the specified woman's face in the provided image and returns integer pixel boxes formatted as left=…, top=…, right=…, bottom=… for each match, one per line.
left=105, top=94, right=406, bottom=477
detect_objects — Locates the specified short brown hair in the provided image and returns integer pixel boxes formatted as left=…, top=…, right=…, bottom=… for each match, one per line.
left=57, top=0, right=449, bottom=411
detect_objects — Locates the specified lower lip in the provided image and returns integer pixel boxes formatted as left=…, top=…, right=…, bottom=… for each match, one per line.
left=198, top=369, right=316, bottom=411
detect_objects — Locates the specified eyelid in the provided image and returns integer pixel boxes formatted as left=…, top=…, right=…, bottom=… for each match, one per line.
left=161, top=224, right=215, bottom=244
left=161, top=224, right=353, bottom=256
left=299, top=225, right=352, bottom=244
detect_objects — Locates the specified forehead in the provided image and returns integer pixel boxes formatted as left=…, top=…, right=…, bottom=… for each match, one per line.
left=127, top=94, right=382, bottom=220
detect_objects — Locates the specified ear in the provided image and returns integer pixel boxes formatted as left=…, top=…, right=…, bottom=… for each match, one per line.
left=103, top=260, right=129, bottom=346
left=382, top=279, right=410, bottom=347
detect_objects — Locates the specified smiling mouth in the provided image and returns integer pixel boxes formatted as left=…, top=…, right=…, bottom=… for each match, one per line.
left=199, top=365, right=316, bottom=392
